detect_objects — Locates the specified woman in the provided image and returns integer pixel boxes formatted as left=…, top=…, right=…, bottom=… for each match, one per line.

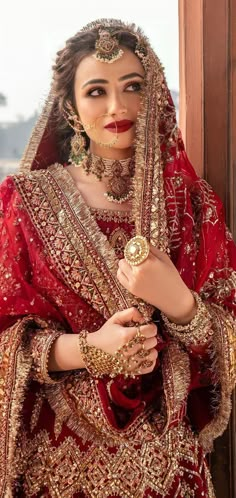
left=0, top=18, right=235, bottom=498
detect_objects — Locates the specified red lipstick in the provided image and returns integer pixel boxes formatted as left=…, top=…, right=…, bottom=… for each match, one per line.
left=104, top=120, right=134, bottom=133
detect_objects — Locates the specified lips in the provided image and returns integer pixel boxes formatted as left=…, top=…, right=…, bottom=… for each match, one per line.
left=104, top=120, right=134, bottom=133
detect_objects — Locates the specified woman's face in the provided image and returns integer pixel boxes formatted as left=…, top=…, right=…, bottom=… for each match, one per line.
left=74, top=47, right=145, bottom=158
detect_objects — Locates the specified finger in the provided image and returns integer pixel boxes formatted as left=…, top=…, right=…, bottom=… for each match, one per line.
left=118, top=259, right=133, bottom=277
left=112, top=307, right=144, bottom=326
left=117, top=267, right=129, bottom=286
left=120, top=323, right=157, bottom=354
left=123, top=331, right=157, bottom=358
left=143, top=336, right=158, bottom=351
left=138, top=323, right=157, bottom=338
left=138, top=348, right=158, bottom=374
left=149, top=244, right=168, bottom=262
left=129, top=348, right=158, bottom=374
left=126, top=323, right=157, bottom=340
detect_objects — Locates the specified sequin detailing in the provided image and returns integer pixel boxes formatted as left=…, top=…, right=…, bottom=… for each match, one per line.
left=18, top=422, right=215, bottom=498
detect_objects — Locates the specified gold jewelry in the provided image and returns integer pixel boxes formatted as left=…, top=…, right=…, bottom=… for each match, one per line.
left=82, top=153, right=135, bottom=204
left=136, top=347, right=149, bottom=358
left=161, top=291, right=214, bottom=347
left=63, top=101, right=88, bottom=164
left=124, top=236, right=150, bottom=266
left=30, top=330, right=65, bottom=385
left=69, top=131, right=87, bottom=164
left=140, top=359, right=153, bottom=369
left=84, top=116, right=118, bottom=149
left=78, top=330, right=139, bottom=378
left=93, top=29, right=124, bottom=64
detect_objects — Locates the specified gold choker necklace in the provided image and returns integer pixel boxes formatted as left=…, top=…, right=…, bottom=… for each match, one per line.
left=82, top=153, right=135, bottom=204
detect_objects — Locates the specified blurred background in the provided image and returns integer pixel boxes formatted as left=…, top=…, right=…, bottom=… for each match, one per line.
left=0, top=0, right=179, bottom=180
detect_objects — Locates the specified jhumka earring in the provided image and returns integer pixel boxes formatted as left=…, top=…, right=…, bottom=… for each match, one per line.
left=63, top=101, right=88, bottom=165
left=69, top=126, right=87, bottom=166
left=93, top=29, right=124, bottom=63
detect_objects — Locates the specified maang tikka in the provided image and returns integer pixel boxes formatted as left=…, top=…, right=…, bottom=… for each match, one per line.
left=93, top=29, right=124, bottom=63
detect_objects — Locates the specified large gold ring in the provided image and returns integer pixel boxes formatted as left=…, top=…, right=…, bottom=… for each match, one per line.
left=124, top=236, right=150, bottom=266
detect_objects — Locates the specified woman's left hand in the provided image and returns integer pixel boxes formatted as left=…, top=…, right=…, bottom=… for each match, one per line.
left=117, top=245, right=196, bottom=324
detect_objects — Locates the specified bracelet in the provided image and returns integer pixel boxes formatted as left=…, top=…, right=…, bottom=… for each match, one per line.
left=160, top=291, right=214, bottom=347
left=31, top=330, right=66, bottom=384
left=77, top=329, right=148, bottom=378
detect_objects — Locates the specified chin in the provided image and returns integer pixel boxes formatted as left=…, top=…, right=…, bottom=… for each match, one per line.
left=114, top=136, right=135, bottom=150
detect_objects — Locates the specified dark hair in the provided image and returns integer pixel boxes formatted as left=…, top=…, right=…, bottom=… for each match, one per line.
left=51, top=28, right=140, bottom=161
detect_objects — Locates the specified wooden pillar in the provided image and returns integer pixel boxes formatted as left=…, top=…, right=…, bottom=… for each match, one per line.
left=179, top=1, right=236, bottom=497
left=179, top=0, right=204, bottom=177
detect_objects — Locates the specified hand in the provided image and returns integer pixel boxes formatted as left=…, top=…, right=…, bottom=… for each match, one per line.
left=87, top=307, right=159, bottom=375
left=117, top=246, right=196, bottom=324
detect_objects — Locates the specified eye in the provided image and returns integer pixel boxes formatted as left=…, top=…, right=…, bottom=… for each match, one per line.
left=87, top=87, right=105, bottom=97
left=125, top=81, right=143, bottom=92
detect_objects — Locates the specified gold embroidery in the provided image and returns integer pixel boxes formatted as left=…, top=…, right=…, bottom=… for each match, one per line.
left=199, top=304, right=236, bottom=452
left=89, top=206, right=133, bottom=223
left=19, top=422, right=215, bottom=498
left=13, top=166, right=153, bottom=322
left=44, top=371, right=163, bottom=445
left=200, top=268, right=236, bottom=303
left=30, top=328, right=67, bottom=384
left=108, top=227, right=130, bottom=258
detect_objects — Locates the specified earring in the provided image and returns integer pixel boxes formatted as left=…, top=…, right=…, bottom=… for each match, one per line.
left=63, top=101, right=88, bottom=165
left=69, top=126, right=87, bottom=166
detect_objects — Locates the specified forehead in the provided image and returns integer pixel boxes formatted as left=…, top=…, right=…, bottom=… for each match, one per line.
left=74, top=47, right=145, bottom=85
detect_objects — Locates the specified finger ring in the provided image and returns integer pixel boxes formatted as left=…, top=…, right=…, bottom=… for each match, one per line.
left=124, top=236, right=150, bottom=266
left=136, top=348, right=149, bottom=358
left=135, top=325, right=145, bottom=344
left=140, top=359, right=153, bottom=369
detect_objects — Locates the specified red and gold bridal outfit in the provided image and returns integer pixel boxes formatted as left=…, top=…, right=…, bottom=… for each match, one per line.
left=0, top=161, right=235, bottom=498
left=0, top=18, right=236, bottom=498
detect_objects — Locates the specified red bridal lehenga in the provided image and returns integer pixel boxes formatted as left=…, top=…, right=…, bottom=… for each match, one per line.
left=0, top=161, right=235, bottom=498
left=0, top=18, right=236, bottom=498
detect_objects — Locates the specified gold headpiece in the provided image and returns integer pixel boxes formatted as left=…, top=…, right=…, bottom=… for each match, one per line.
left=93, top=29, right=124, bottom=63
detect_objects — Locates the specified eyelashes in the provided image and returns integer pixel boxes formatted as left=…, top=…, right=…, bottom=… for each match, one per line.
left=125, top=82, right=142, bottom=92
left=86, top=81, right=143, bottom=97
left=87, top=88, right=105, bottom=97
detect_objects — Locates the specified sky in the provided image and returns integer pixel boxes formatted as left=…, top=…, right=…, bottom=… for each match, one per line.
left=0, top=0, right=179, bottom=123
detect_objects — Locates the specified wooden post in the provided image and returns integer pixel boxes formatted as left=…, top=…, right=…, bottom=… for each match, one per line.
left=179, top=0, right=203, bottom=176
left=179, top=1, right=236, bottom=497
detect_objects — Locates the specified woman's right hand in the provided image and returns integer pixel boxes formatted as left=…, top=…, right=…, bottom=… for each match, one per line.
left=87, top=307, right=158, bottom=375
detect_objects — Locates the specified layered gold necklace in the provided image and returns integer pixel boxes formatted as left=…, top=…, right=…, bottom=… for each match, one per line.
left=81, top=153, right=135, bottom=204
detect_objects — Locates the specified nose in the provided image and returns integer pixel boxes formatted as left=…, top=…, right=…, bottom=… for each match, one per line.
left=108, top=91, right=127, bottom=118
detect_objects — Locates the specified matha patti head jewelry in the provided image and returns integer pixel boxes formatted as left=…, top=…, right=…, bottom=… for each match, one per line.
left=93, top=29, right=124, bottom=63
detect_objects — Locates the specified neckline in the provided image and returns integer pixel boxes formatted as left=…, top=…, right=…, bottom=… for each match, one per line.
left=64, top=164, right=133, bottom=215
left=88, top=206, right=134, bottom=223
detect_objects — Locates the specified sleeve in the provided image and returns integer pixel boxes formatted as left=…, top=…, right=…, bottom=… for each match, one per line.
left=0, top=176, right=70, bottom=384
left=162, top=175, right=236, bottom=449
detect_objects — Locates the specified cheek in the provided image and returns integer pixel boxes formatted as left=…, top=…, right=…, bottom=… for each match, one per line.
left=75, top=92, right=104, bottom=123
left=126, top=94, right=142, bottom=117
left=76, top=100, right=95, bottom=122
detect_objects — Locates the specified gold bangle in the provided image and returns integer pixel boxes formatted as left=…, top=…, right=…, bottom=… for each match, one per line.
left=161, top=291, right=214, bottom=347
left=31, top=330, right=65, bottom=384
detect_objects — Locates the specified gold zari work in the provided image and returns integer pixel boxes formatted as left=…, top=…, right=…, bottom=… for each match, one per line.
left=18, top=422, right=215, bottom=498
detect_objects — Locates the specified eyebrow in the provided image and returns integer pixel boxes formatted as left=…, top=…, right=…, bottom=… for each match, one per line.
left=82, top=72, right=144, bottom=88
